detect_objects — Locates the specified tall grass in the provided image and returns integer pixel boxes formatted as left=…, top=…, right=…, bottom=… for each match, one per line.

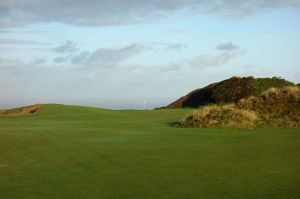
left=181, top=104, right=258, bottom=128
left=181, top=86, right=300, bottom=128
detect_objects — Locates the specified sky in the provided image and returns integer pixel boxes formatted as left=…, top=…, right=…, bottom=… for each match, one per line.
left=1, top=0, right=300, bottom=109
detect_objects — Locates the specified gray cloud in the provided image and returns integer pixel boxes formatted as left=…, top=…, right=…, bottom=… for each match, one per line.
left=71, top=44, right=145, bottom=67
left=140, top=41, right=187, bottom=51
left=53, top=57, right=69, bottom=63
left=71, top=51, right=90, bottom=65
left=166, top=44, right=187, bottom=51
left=190, top=51, right=239, bottom=68
left=0, top=58, right=28, bottom=74
left=0, top=57, right=47, bottom=75
left=32, top=57, right=47, bottom=65
left=1, top=0, right=299, bottom=28
left=159, top=44, right=243, bottom=71
left=0, top=38, right=47, bottom=45
left=165, top=27, right=189, bottom=33
left=216, top=42, right=238, bottom=51
left=53, top=40, right=78, bottom=53
left=161, top=63, right=182, bottom=72
left=188, top=43, right=245, bottom=68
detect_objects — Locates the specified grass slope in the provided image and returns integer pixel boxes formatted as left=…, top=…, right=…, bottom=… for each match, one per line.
left=0, top=104, right=300, bottom=199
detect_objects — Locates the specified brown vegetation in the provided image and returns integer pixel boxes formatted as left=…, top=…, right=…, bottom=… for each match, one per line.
left=181, top=104, right=258, bottom=128
left=0, top=104, right=41, bottom=116
left=181, top=86, right=300, bottom=128
left=237, top=86, right=300, bottom=128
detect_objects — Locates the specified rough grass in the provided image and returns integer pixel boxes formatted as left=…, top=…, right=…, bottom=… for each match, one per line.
left=238, top=86, right=300, bottom=128
left=181, top=104, right=258, bottom=128
left=182, top=86, right=300, bottom=128
left=248, top=76, right=294, bottom=96
left=0, top=104, right=41, bottom=116
left=0, top=104, right=300, bottom=199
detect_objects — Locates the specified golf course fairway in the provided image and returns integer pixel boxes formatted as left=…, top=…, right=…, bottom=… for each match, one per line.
left=0, top=104, right=299, bottom=199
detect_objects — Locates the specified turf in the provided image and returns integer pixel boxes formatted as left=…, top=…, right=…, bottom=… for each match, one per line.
left=0, top=104, right=300, bottom=199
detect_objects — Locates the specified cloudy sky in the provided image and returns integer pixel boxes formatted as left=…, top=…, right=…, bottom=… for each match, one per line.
left=1, top=0, right=300, bottom=109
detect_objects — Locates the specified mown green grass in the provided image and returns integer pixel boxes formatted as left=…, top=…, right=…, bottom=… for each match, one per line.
left=0, top=104, right=300, bottom=199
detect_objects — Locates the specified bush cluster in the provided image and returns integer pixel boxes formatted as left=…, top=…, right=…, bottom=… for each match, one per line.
left=181, top=104, right=258, bottom=128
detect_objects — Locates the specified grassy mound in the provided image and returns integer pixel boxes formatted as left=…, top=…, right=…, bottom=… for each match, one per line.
left=181, top=86, right=300, bottom=128
left=165, top=76, right=294, bottom=108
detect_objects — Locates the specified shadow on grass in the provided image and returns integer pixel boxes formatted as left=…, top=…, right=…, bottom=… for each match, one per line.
left=166, top=121, right=182, bottom=128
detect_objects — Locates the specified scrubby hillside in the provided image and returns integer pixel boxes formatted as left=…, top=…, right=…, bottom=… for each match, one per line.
left=165, top=76, right=294, bottom=108
left=181, top=86, right=300, bottom=128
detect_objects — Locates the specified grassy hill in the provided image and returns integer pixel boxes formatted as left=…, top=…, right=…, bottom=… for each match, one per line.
left=164, top=76, right=294, bottom=108
left=0, top=104, right=300, bottom=199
